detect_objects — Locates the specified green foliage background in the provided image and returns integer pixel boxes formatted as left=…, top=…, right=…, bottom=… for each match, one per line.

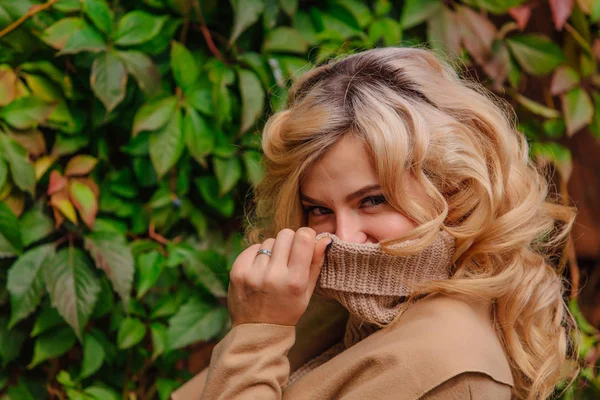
left=0, top=0, right=599, bottom=399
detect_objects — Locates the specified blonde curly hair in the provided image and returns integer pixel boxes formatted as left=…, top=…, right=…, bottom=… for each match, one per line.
left=245, top=47, right=577, bottom=400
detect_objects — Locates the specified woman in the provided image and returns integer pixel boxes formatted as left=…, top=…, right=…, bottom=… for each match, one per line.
left=172, top=47, right=576, bottom=400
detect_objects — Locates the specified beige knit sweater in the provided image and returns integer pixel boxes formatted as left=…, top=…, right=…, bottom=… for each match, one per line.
left=288, top=230, right=456, bottom=384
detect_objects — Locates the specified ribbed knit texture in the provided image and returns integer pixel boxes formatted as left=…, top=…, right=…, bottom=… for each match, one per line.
left=287, top=230, right=456, bottom=385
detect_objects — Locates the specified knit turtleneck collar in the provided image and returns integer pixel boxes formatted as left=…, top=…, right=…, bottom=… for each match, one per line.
left=314, top=230, right=456, bottom=348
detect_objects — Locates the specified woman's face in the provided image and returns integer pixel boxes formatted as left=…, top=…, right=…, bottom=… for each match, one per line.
left=300, top=135, right=416, bottom=244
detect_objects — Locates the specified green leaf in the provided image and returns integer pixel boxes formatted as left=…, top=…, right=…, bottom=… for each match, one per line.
left=79, top=334, right=105, bottom=379
left=7, top=244, right=54, bottom=328
left=0, top=195, right=23, bottom=257
left=531, top=142, right=572, bottom=181
left=117, top=50, right=161, bottom=96
left=84, top=232, right=134, bottom=310
left=136, top=251, right=163, bottom=299
left=69, top=180, right=98, bottom=227
left=20, top=60, right=75, bottom=99
left=58, top=22, right=107, bottom=55
left=166, top=297, right=227, bottom=349
left=263, top=27, right=308, bottom=54
left=149, top=290, right=188, bottom=319
left=133, top=96, right=178, bottom=136
left=0, top=317, right=25, bottom=366
left=279, top=0, right=297, bottom=17
left=214, top=157, right=242, bottom=196
left=400, top=0, right=441, bottom=29
left=114, top=11, right=167, bottom=47
left=513, top=93, right=561, bottom=119
left=91, top=51, right=127, bottom=113
left=149, top=109, right=184, bottom=178
left=374, top=0, right=392, bottom=16
left=0, top=158, right=6, bottom=192
left=84, top=386, right=119, bottom=400
left=84, top=386, right=121, bottom=400
left=195, top=176, right=235, bottom=217
left=6, top=378, right=36, bottom=399
left=20, top=207, right=54, bottom=247
left=506, top=34, right=565, bottom=76
left=54, top=0, right=82, bottom=12
left=184, top=107, right=214, bottom=163
left=117, top=317, right=147, bottom=349
left=238, top=69, right=264, bottom=134
left=150, top=322, right=167, bottom=358
left=157, top=379, right=180, bottom=400
left=230, top=0, right=265, bottom=45
left=184, top=83, right=214, bottom=115
left=337, top=0, right=372, bottom=28
left=29, top=326, right=76, bottom=368
left=369, top=17, right=401, bottom=46
left=242, top=150, right=264, bottom=186
left=178, top=246, right=227, bottom=298
left=171, top=41, right=199, bottom=89
left=41, top=17, right=84, bottom=50
left=83, top=0, right=113, bottom=34
left=44, top=247, right=101, bottom=340
left=52, top=134, right=90, bottom=156
left=0, top=96, right=55, bottom=130
left=31, top=306, right=64, bottom=337
left=561, top=87, right=593, bottom=136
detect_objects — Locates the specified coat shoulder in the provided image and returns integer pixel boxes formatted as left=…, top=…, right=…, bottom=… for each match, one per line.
left=371, top=294, right=514, bottom=396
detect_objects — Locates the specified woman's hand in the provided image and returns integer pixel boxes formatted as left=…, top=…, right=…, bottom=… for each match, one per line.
left=227, top=227, right=332, bottom=328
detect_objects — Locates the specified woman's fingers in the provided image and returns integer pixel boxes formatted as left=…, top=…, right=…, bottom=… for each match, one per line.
left=287, top=228, right=317, bottom=283
left=254, top=238, right=275, bottom=269
left=270, top=229, right=295, bottom=270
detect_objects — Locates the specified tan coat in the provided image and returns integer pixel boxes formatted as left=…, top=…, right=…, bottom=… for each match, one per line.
left=172, top=294, right=514, bottom=399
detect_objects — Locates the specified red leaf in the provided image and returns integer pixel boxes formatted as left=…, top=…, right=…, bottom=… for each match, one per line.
left=550, top=66, right=580, bottom=95
left=483, top=43, right=511, bottom=91
left=549, top=0, right=574, bottom=30
left=457, top=6, right=497, bottom=66
left=48, top=170, right=67, bottom=195
left=0, top=65, right=18, bottom=107
left=508, top=5, right=532, bottom=31
left=64, top=155, right=98, bottom=176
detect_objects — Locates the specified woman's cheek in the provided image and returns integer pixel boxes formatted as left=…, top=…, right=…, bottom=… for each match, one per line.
left=367, top=212, right=415, bottom=240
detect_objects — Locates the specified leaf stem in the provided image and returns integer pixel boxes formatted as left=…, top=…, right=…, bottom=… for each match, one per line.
left=564, top=23, right=593, bottom=58
left=0, top=0, right=60, bottom=39
left=192, top=0, right=226, bottom=63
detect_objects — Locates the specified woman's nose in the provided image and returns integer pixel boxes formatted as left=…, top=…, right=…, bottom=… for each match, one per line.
left=334, top=213, right=367, bottom=244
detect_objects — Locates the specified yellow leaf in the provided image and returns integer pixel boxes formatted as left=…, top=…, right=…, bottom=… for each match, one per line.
left=51, top=192, right=78, bottom=225
left=35, top=155, right=57, bottom=181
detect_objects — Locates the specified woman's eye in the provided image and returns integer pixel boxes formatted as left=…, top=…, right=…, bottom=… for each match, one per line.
left=361, top=195, right=386, bottom=207
left=304, top=206, right=330, bottom=216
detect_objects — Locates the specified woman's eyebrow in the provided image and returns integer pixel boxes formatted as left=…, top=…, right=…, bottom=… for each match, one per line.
left=300, top=184, right=381, bottom=204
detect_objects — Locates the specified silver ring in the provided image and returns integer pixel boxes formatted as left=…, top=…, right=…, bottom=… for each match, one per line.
left=256, top=249, right=272, bottom=257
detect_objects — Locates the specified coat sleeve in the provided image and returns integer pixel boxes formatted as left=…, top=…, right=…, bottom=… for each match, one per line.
left=421, top=372, right=513, bottom=400
left=198, top=322, right=296, bottom=400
